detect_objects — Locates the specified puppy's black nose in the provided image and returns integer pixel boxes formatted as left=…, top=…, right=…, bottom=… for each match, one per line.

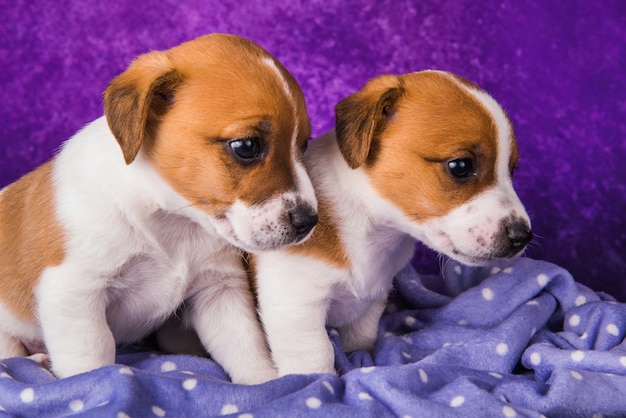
left=506, top=221, right=533, bottom=254
left=289, top=206, right=318, bottom=238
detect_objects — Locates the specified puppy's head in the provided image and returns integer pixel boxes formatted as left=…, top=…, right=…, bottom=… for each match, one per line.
left=335, top=71, right=532, bottom=265
left=104, top=34, right=317, bottom=252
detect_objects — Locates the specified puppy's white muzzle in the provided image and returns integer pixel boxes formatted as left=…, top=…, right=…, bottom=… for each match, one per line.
left=420, top=184, right=532, bottom=266
left=211, top=194, right=318, bottom=252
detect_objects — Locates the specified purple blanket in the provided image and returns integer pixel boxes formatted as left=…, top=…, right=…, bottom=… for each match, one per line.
left=1, top=1, right=626, bottom=416
left=1, top=258, right=625, bottom=417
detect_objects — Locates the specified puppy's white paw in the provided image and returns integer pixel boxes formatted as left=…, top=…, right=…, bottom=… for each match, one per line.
left=230, top=363, right=278, bottom=385
left=27, top=352, right=49, bottom=366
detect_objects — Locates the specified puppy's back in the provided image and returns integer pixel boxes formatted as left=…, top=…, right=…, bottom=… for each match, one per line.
left=0, top=161, right=65, bottom=322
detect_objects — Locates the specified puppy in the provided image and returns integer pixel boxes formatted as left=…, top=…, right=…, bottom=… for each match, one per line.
left=0, top=34, right=318, bottom=384
left=253, top=71, right=532, bottom=376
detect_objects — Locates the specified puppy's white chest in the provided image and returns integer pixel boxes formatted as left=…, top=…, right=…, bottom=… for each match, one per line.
left=326, top=234, right=415, bottom=327
left=105, top=211, right=234, bottom=342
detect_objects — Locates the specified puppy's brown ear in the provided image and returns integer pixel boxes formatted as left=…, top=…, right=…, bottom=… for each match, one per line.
left=335, top=75, right=403, bottom=169
left=104, top=52, right=183, bottom=164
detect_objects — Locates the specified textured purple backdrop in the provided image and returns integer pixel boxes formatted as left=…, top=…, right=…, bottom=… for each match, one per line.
left=1, top=1, right=625, bottom=299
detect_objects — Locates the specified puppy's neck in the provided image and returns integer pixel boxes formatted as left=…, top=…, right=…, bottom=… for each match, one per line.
left=308, top=131, right=410, bottom=242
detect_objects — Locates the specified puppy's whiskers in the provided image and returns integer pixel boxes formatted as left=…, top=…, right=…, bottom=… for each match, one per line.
left=172, top=198, right=207, bottom=213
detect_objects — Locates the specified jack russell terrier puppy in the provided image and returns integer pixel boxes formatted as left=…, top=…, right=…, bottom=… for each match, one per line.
left=0, top=34, right=318, bottom=384
left=253, top=71, right=533, bottom=376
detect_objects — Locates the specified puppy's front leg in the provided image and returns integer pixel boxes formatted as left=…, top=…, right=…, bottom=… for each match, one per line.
left=37, top=265, right=116, bottom=378
left=188, top=272, right=277, bottom=385
left=0, top=330, right=28, bottom=359
left=259, top=289, right=335, bottom=376
left=339, top=300, right=386, bottom=353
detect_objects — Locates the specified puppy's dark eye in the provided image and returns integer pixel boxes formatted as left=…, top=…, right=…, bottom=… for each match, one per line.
left=300, top=140, right=309, bottom=153
left=230, top=137, right=262, bottom=161
left=447, top=158, right=475, bottom=179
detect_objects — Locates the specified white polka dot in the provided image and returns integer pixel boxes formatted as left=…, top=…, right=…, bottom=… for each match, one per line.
left=20, top=388, right=34, bottom=403
left=1, top=372, right=11, bottom=379
left=575, top=295, right=587, bottom=306
left=491, top=267, right=501, bottom=275
left=323, top=381, right=335, bottom=394
left=442, top=342, right=451, bottom=348
left=569, top=315, right=581, bottom=327
left=329, top=329, right=339, bottom=337
left=489, top=372, right=503, bottom=379
left=238, top=414, right=253, bottom=418
left=358, top=392, right=373, bottom=401
left=580, top=332, right=588, bottom=340
left=536, top=274, right=549, bottom=287
left=69, top=400, right=84, bottom=412
left=503, top=405, right=517, bottom=417
left=496, top=343, right=509, bottom=356
left=526, top=300, right=539, bottom=306
left=183, top=378, right=197, bottom=391
left=619, top=356, right=626, bottom=367
left=402, top=352, right=412, bottom=359
left=606, top=324, right=619, bottom=336
left=402, top=336, right=413, bottom=344
left=571, top=350, right=585, bottom=362
left=592, top=413, right=603, bottom=418
left=454, top=265, right=462, bottom=275
left=482, top=288, right=494, bottom=301
left=117, top=413, right=131, bottom=418
left=530, top=352, right=542, bottom=366
left=0, top=406, right=5, bottom=412
left=503, top=267, right=513, bottom=273
left=384, top=332, right=393, bottom=338
left=306, top=397, right=322, bottom=409
left=419, top=369, right=428, bottom=383
left=119, top=367, right=133, bottom=375
left=450, top=395, right=465, bottom=407
left=361, top=366, right=376, bottom=373
left=152, top=406, right=166, bottom=417
left=161, top=361, right=177, bottom=372
left=530, top=328, right=537, bottom=337
left=570, top=370, right=583, bottom=380
left=221, top=404, right=239, bottom=415
left=405, top=316, right=416, bottom=326
left=458, top=320, right=468, bottom=326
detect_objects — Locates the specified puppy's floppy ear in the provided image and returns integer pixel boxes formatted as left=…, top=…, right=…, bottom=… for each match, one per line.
left=104, top=51, right=183, bottom=164
left=335, top=75, right=403, bottom=169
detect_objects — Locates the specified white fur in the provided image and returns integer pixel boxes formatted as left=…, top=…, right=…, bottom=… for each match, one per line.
left=212, top=187, right=316, bottom=252
left=255, top=78, right=531, bottom=376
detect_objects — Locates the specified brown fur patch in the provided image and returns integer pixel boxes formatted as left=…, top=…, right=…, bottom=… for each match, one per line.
left=104, top=34, right=311, bottom=217
left=286, top=194, right=350, bottom=269
left=0, top=161, right=65, bottom=321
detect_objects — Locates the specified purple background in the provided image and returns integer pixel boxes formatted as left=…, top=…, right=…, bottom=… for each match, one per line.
left=1, top=1, right=625, bottom=299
